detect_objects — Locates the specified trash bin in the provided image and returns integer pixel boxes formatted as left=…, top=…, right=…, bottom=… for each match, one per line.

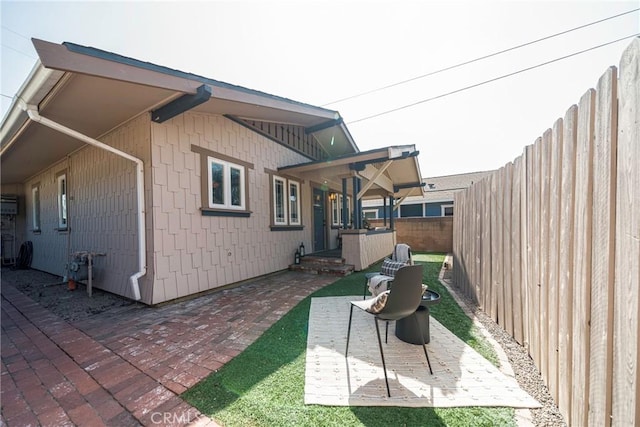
left=395, top=305, right=431, bottom=344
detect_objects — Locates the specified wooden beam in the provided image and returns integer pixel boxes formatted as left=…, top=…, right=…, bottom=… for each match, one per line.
left=357, top=164, right=394, bottom=194
left=304, top=117, right=343, bottom=134
left=357, top=160, right=392, bottom=199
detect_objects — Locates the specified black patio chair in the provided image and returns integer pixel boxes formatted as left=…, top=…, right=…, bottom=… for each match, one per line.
left=346, top=264, right=433, bottom=397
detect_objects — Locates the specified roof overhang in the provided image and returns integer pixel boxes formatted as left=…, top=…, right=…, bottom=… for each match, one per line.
left=1, top=38, right=358, bottom=184
left=279, top=145, right=426, bottom=199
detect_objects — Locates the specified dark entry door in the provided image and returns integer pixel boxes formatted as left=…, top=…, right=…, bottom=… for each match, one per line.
left=313, top=188, right=326, bottom=252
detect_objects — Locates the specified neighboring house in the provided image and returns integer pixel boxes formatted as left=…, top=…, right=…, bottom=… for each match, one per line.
left=0, top=39, right=424, bottom=305
left=363, top=170, right=493, bottom=220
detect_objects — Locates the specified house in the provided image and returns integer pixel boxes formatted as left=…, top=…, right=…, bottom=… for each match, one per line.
left=363, top=170, right=493, bottom=220
left=362, top=171, right=493, bottom=253
left=0, top=38, right=425, bottom=305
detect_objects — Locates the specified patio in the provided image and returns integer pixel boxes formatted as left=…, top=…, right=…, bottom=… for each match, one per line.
left=1, top=257, right=563, bottom=426
left=1, top=268, right=335, bottom=426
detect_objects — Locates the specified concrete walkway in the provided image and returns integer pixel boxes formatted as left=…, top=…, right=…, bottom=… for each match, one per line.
left=1, top=271, right=336, bottom=426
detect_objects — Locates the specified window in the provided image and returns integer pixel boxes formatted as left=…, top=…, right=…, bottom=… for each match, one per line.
left=32, top=184, right=41, bottom=231
left=442, top=204, right=454, bottom=217
left=57, top=173, right=67, bottom=229
left=192, top=145, right=253, bottom=217
left=289, top=181, right=301, bottom=225
left=363, top=209, right=378, bottom=220
left=208, top=157, right=245, bottom=210
left=273, top=176, right=301, bottom=226
left=400, top=203, right=423, bottom=218
left=331, top=194, right=351, bottom=227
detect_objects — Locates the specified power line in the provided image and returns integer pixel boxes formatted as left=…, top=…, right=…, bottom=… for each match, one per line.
left=1, top=43, right=37, bottom=60
left=323, top=8, right=640, bottom=107
left=347, top=33, right=639, bottom=125
left=1, top=93, right=14, bottom=100
left=1, top=25, right=31, bottom=41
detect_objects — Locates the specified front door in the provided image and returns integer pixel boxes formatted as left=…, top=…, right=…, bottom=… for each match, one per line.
left=313, top=188, right=326, bottom=252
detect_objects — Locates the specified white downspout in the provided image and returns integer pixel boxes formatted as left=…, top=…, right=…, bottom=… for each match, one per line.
left=19, top=100, right=145, bottom=301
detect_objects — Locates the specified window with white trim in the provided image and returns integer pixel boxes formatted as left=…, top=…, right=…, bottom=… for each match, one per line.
left=289, top=180, right=301, bottom=225
left=363, top=209, right=378, bottom=220
left=208, top=157, right=245, bottom=210
left=331, top=195, right=352, bottom=227
left=32, top=184, right=41, bottom=231
left=57, top=173, right=67, bottom=229
left=273, top=176, right=301, bottom=226
left=442, top=204, right=454, bottom=217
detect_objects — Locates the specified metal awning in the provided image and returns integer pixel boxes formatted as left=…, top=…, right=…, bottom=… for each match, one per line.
left=279, top=145, right=426, bottom=200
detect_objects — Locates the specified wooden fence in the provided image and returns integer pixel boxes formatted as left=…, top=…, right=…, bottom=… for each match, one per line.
left=452, top=38, right=639, bottom=426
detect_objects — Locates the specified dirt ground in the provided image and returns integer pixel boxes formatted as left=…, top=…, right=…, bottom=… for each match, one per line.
left=1, top=267, right=135, bottom=322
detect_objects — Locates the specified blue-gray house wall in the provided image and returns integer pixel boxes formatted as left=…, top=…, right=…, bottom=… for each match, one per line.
left=364, top=201, right=453, bottom=219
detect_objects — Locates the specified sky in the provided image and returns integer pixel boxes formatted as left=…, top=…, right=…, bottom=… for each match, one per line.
left=1, top=1, right=639, bottom=178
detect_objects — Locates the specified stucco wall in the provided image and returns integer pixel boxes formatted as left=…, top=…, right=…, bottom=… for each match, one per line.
left=149, top=112, right=312, bottom=304
left=369, top=217, right=453, bottom=253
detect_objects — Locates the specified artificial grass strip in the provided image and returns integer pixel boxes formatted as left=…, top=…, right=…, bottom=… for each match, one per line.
left=183, top=253, right=515, bottom=427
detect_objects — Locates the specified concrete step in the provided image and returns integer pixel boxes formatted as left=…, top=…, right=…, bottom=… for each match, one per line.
left=289, top=262, right=355, bottom=276
left=299, top=255, right=346, bottom=265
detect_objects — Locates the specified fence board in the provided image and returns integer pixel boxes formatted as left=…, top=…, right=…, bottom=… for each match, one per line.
left=523, top=145, right=533, bottom=353
left=482, top=177, right=492, bottom=312
left=558, top=105, right=578, bottom=424
left=469, top=186, right=477, bottom=300
left=612, top=38, right=640, bottom=427
left=539, top=129, right=552, bottom=384
left=496, top=168, right=505, bottom=326
left=547, top=118, right=563, bottom=402
left=571, top=88, right=596, bottom=427
left=503, top=163, right=514, bottom=336
left=511, top=156, right=524, bottom=344
left=588, top=66, right=617, bottom=427
left=489, top=173, right=499, bottom=321
left=463, top=187, right=472, bottom=297
left=529, top=138, right=542, bottom=368
left=473, top=181, right=482, bottom=304
left=453, top=191, right=462, bottom=289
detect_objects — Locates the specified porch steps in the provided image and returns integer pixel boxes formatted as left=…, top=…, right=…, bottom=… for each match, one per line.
left=288, top=255, right=354, bottom=276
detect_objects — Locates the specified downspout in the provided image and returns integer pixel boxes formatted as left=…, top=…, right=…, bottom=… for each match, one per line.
left=19, top=100, right=145, bottom=301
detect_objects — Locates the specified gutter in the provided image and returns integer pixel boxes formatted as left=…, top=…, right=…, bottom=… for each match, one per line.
left=18, top=100, right=145, bottom=301
left=1, top=62, right=63, bottom=155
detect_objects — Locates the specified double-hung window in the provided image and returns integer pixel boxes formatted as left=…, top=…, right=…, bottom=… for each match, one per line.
left=331, top=194, right=351, bottom=227
left=57, top=173, right=67, bottom=229
left=208, top=157, right=245, bottom=210
left=32, top=184, right=41, bottom=231
left=273, top=176, right=301, bottom=227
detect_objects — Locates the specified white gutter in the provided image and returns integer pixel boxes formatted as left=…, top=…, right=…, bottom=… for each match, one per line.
left=18, top=100, right=145, bottom=301
left=1, top=62, right=63, bottom=155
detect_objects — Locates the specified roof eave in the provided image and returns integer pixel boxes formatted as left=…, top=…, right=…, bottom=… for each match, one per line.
left=0, top=61, right=65, bottom=154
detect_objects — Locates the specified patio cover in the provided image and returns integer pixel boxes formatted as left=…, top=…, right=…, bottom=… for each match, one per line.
left=278, top=145, right=426, bottom=200
left=1, top=38, right=358, bottom=184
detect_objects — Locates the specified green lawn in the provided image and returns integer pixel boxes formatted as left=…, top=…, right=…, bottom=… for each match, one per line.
left=183, top=253, right=515, bottom=426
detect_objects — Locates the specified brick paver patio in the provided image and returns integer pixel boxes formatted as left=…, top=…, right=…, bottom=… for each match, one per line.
left=1, top=270, right=336, bottom=426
